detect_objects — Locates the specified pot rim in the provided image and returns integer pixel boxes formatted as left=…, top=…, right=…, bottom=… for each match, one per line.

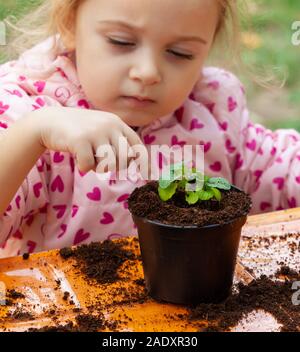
left=131, top=185, right=251, bottom=230
left=132, top=212, right=249, bottom=229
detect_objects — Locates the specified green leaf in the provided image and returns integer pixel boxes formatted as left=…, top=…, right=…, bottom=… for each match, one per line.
left=170, top=162, right=184, bottom=178
left=184, top=172, right=204, bottom=192
left=204, top=175, right=211, bottom=183
left=158, top=182, right=178, bottom=201
left=185, top=191, right=199, bottom=205
left=158, top=163, right=227, bottom=204
left=206, top=177, right=231, bottom=190
left=173, top=167, right=184, bottom=181
left=195, top=172, right=205, bottom=190
left=211, top=187, right=222, bottom=201
left=184, top=168, right=196, bottom=182
left=158, top=178, right=172, bottom=189
left=162, top=162, right=183, bottom=183
left=171, top=162, right=183, bottom=172
left=159, top=164, right=182, bottom=188
left=177, top=179, right=188, bottom=190
left=197, top=189, right=214, bottom=201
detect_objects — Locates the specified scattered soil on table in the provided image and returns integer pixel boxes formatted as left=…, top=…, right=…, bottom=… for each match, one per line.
left=59, top=239, right=138, bottom=285
left=24, top=239, right=149, bottom=332
left=28, top=313, right=117, bottom=332
left=3, top=289, right=34, bottom=323
left=27, top=322, right=76, bottom=332
left=128, top=181, right=252, bottom=227
left=7, top=309, right=35, bottom=321
left=186, top=266, right=300, bottom=332
left=62, top=291, right=70, bottom=301
left=3, top=236, right=300, bottom=332
left=134, top=278, right=145, bottom=287
left=0, top=238, right=149, bottom=332
left=29, top=238, right=148, bottom=332
left=70, top=238, right=149, bottom=310
left=7, top=290, right=25, bottom=300
left=22, top=253, right=30, bottom=260
left=47, top=237, right=300, bottom=332
left=59, top=247, right=73, bottom=259
left=4, top=289, right=26, bottom=306
left=239, top=232, right=300, bottom=278
left=275, top=265, right=299, bottom=280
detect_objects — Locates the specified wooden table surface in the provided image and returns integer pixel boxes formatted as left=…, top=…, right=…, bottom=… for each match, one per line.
left=1, top=207, right=300, bottom=332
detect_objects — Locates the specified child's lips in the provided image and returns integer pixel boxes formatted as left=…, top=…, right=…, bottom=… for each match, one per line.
left=122, top=96, right=156, bottom=108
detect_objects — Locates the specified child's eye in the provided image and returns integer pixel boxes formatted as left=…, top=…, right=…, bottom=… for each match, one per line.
left=107, top=38, right=194, bottom=61
left=107, top=38, right=135, bottom=47
left=168, top=50, right=194, bottom=61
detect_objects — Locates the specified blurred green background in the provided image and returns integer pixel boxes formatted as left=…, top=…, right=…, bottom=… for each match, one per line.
left=0, top=0, right=299, bottom=130
left=0, top=0, right=41, bottom=18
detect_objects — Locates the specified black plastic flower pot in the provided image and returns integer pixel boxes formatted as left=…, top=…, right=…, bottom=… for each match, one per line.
left=130, top=188, right=250, bottom=305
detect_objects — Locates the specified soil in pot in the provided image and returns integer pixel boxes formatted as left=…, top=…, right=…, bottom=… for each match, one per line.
left=128, top=181, right=252, bottom=227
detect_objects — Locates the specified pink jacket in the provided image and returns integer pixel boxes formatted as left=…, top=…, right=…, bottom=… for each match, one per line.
left=1, top=36, right=300, bottom=258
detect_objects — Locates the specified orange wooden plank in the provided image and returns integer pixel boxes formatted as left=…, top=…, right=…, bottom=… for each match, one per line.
left=0, top=208, right=300, bottom=332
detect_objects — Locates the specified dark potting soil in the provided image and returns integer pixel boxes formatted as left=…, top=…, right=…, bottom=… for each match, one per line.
left=62, top=238, right=149, bottom=307
left=239, top=231, right=300, bottom=278
left=59, top=247, right=73, bottom=259
left=22, top=253, right=30, bottom=260
left=15, top=268, right=300, bottom=332
left=28, top=314, right=111, bottom=332
left=3, top=237, right=299, bottom=332
left=63, top=291, right=70, bottom=301
left=27, top=322, right=76, bottom=332
left=7, top=309, right=35, bottom=321
left=59, top=240, right=137, bottom=285
left=128, top=181, right=252, bottom=227
left=3, top=289, right=26, bottom=307
left=28, top=313, right=114, bottom=332
left=187, top=266, right=300, bottom=332
left=7, top=290, right=25, bottom=300
left=275, top=265, right=299, bottom=280
left=23, top=239, right=148, bottom=332
left=55, top=238, right=299, bottom=332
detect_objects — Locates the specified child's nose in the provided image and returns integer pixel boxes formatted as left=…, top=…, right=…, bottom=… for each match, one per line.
left=129, top=51, right=162, bottom=86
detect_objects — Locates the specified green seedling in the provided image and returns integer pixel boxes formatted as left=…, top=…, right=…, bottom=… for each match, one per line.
left=158, top=162, right=232, bottom=204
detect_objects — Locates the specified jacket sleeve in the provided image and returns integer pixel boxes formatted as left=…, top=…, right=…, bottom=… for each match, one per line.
left=0, top=81, right=55, bottom=246
left=192, top=67, right=300, bottom=214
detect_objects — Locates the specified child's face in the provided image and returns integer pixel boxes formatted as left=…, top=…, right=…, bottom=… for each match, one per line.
left=73, top=0, right=219, bottom=127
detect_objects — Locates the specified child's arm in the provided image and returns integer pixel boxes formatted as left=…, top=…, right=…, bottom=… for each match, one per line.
left=0, top=112, right=46, bottom=216
left=0, top=101, right=147, bottom=246
left=0, top=81, right=54, bottom=246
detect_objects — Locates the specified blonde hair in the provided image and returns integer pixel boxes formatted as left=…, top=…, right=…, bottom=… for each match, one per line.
left=1, top=0, right=279, bottom=88
left=2, top=0, right=240, bottom=59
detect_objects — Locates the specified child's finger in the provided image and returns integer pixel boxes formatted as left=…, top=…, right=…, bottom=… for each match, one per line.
left=122, top=127, right=149, bottom=176
left=73, top=141, right=95, bottom=173
left=94, top=140, right=117, bottom=174
left=122, top=124, right=145, bottom=147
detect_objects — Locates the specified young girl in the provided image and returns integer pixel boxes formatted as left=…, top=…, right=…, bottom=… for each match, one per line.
left=0, top=0, right=299, bottom=258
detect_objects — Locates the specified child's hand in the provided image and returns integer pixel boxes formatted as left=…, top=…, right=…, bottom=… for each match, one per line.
left=32, top=106, right=148, bottom=174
